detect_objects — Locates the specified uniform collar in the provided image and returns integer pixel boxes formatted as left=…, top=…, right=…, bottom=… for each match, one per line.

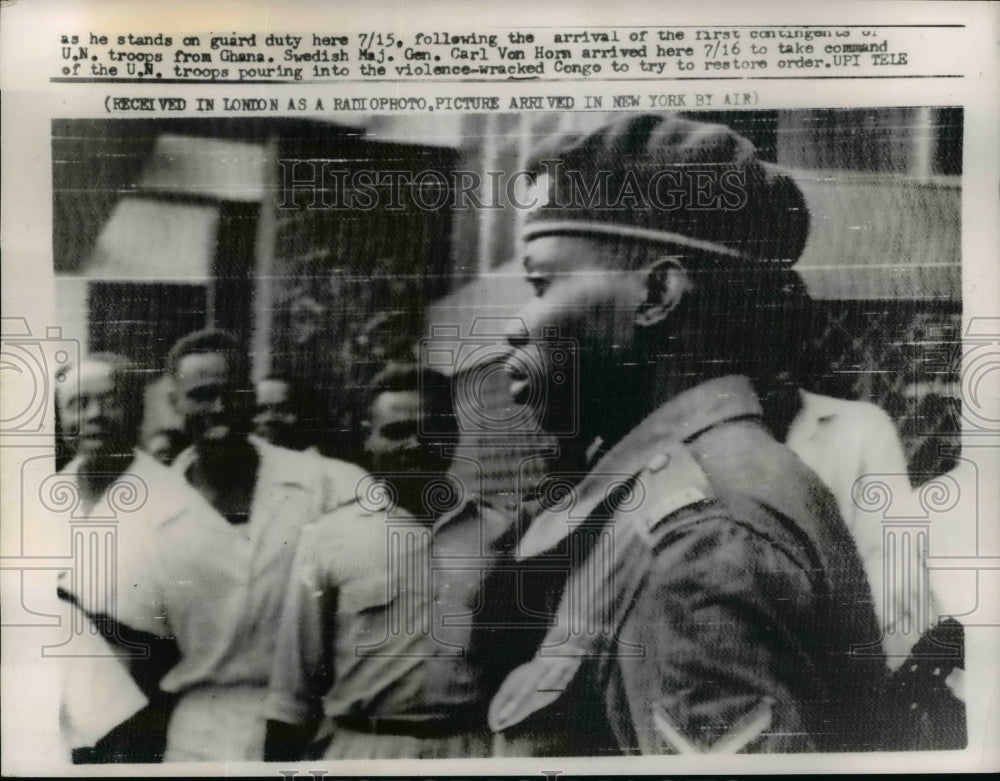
left=517, top=375, right=762, bottom=559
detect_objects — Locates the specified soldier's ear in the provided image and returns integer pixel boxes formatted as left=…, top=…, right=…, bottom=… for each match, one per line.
left=635, top=256, right=691, bottom=328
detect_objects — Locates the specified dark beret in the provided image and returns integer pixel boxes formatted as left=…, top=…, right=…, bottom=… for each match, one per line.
left=523, top=113, right=810, bottom=265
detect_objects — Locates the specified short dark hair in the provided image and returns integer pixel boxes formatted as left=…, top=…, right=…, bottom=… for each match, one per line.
left=166, top=329, right=251, bottom=383
left=363, top=362, right=458, bottom=437
left=586, top=235, right=812, bottom=381
left=592, top=235, right=819, bottom=439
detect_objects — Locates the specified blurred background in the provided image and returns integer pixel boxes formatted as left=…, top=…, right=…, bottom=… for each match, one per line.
left=52, top=108, right=962, bottom=503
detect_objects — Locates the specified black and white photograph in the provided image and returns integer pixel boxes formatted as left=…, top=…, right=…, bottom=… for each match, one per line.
left=1, top=1, right=998, bottom=776
left=33, top=108, right=968, bottom=763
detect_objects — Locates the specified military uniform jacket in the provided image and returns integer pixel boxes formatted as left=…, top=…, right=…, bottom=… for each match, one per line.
left=489, top=375, right=889, bottom=755
left=266, top=495, right=531, bottom=728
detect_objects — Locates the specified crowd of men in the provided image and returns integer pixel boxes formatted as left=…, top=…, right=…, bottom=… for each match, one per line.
left=54, top=114, right=964, bottom=764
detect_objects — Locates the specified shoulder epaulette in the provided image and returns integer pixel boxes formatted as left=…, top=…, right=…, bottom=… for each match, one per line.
left=635, top=442, right=715, bottom=539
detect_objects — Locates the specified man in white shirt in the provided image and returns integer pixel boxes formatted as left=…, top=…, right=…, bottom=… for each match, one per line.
left=787, top=384, right=933, bottom=666
left=54, top=354, right=206, bottom=763
left=157, top=329, right=369, bottom=761
left=772, top=278, right=962, bottom=746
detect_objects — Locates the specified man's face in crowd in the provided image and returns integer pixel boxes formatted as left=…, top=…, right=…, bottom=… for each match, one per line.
left=172, top=351, right=252, bottom=456
left=365, top=390, right=451, bottom=478
left=253, top=378, right=299, bottom=448
left=505, top=235, right=647, bottom=437
left=59, top=361, right=134, bottom=462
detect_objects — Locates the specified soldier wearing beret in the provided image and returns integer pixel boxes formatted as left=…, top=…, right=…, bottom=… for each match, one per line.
left=489, top=114, right=890, bottom=755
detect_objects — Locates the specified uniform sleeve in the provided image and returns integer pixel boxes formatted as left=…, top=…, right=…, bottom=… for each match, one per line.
left=265, top=525, right=335, bottom=726
left=616, top=516, right=820, bottom=754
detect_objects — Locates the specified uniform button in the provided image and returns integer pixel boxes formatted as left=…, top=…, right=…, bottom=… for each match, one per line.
left=647, top=452, right=671, bottom=473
